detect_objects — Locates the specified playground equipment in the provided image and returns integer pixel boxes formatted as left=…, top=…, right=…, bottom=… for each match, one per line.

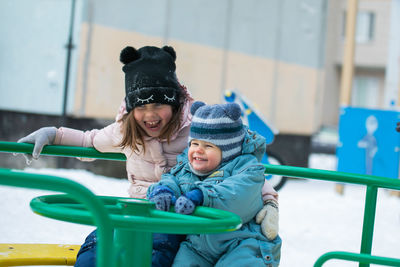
left=337, top=106, right=400, bottom=178
left=223, top=90, right=288, bottom=191
left=0, top=142, right=242, bottom=267
left=1, top=141, right=400, bottom=266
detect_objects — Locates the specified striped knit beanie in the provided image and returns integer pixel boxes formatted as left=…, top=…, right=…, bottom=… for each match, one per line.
left=189, top=101, right=245, bottom=163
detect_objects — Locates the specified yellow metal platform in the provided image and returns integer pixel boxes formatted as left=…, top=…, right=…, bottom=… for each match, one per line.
left=0, top=243, right=80, bottom=266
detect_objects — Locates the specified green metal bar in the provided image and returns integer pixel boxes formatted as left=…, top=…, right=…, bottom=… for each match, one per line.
left=314, top=251, right=400, bottom=266
left=264, top=164, right=400, bottom=190
left=0, top=141, right=126, bottom=161
left=2, top=141, right=399, bottom=191
left=359, top=186, right=378, bottom=267
left=0, top=168, right=114, bottom=267
left=30, top=195, right=242, bottom=234
left=264, top=164, right=400, bottom=267
left=2, top=142, right=400, bottom=266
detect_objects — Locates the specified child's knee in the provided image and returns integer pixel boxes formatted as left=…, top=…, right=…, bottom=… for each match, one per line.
left=75, top=246, right=96, bottom=267
left=153, top=233, right=184, bottom=252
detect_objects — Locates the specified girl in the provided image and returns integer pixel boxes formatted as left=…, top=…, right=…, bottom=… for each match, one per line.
left=18, top=45, right=278, bottom=267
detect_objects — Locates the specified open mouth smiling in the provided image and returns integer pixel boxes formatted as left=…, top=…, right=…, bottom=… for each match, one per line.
left=145, top=120, right=161, bottom=129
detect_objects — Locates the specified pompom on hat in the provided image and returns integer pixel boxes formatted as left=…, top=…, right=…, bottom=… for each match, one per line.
left=189, top=101, right=245, bottom=163
left=120, top=45, right=182, bottom=112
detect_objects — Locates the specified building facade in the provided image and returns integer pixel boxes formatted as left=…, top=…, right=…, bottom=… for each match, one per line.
left=1, top=0, right=398, bottom=167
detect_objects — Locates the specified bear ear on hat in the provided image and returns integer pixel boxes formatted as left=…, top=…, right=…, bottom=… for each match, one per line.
left=162, top=46, right=177, bottom=61
left=224, top=103, right=242, bottom=121
left=120, top=46, right=140, bottom=65
left=191, top=101, right=206, bottom=115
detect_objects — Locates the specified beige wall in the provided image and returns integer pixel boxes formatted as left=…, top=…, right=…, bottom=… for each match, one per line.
left=73, top=23, right=324, bottom=135
left=74, top=24, right=164, bottom=118
left=335, top=0, right=391, bottom=67
left=323, top=0, right=391, bottom=127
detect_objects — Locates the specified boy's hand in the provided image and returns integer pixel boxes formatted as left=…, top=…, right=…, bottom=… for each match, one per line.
left=148, top=186, right=175, bottom=211
left=255, top=199, right=279, bottom=240
left=175, top=196, right=195, bottom=214
left=396, top=122, right=400, bottom=132
left=17, top=127, right=57, bottom=164
left=175, top=189, right=203, bottom=215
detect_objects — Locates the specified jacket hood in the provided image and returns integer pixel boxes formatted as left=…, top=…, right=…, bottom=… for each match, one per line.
left=241, top=126, right=266, bottom=162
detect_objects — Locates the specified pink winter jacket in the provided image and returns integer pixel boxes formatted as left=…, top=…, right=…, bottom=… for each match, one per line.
left=54, top=96, right=193, bottom=199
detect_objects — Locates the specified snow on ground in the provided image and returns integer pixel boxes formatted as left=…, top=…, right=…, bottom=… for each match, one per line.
left=1, top=154, right=400, bottom=266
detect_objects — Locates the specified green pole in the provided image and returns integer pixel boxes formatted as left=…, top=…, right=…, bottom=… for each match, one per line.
left=114, top=199, right=154, bottom=266
left=114, top=229, right=152, bottom=267
left=0, top=168, right=114, bottom=267
left=359, top=185, right=378, bottom=267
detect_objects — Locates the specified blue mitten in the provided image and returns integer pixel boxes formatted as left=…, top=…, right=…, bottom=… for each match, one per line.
left=175, top=189, right=203, bottom=215
left=148, top=186, right=175, bottom=211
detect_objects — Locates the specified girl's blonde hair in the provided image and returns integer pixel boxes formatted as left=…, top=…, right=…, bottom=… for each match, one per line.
left=119, top=100, right=184, bottom=153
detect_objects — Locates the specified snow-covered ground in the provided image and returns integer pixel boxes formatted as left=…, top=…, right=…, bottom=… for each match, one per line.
left=1, top=154, right=400, bottom=266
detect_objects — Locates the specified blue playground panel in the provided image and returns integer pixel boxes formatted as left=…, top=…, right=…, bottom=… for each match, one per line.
left=337, top=106, right=400, bottom=178
left=224, top=90, right=276, bottom=145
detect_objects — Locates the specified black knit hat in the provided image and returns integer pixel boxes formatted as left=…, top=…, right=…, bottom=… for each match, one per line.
left=120, top=45, right=181, bottom=112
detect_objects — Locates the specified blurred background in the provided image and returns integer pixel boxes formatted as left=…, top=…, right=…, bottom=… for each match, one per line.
left=1, top=0, right=399, bottom=178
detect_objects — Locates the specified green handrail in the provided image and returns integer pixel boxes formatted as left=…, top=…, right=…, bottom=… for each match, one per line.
left=0, top=141, right=126, bottom=161
left=314, top=251, right=400, bottom=266
left=264, top=164, right=400, bottom=267
left=0, top=142, right=242, bottom=267
left=264, top=164, right=400, bottom=190
left=2, top=141, right=400, bottom=266
left=0, top=141, right=122, bottom=267
left=0, top=168, right=114, bottom=267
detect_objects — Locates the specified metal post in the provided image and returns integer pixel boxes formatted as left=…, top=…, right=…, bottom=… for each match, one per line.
left=113, top=199, right=154, bottom=267
left=220, top=0, right=232, bottom=98
left=61, top=0, right=76, bottom=126
left=114, top=229, right=152, bottom=267
left=269, top=0, right=284, bottom=126
left=359, top=185, right=378, bottom=267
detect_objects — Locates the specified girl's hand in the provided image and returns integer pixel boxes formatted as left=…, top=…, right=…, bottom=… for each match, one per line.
left=17, top=127, right=57, bottom=164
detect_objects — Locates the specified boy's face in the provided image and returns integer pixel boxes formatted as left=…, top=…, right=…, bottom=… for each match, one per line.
left=188, top=139, right=222, bottom=173
left=133, top=103, right=173, bottom=137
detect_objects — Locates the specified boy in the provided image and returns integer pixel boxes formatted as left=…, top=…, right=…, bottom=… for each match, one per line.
left=148, top=101, right=281, bottom=266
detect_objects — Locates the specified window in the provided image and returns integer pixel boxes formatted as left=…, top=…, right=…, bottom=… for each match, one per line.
left=351, top=76, right=379, bottom=108
left=342, top=11, right=375, bottom=43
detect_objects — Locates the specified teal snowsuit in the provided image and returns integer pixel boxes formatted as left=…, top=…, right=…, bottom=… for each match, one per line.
left=148, top=127, right=281, bottom=266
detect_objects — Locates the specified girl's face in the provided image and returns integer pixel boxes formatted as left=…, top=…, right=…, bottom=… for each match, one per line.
left=188, top=139, right=222, bottom=173
left=133, top=103, right=173, bottom=138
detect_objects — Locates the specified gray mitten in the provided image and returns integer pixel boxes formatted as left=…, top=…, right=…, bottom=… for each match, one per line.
left=148, top=186, right=175, bottom=211
left=17, top=127, right=57, bottom=164
left=174, top=189, right=203, bottom=215
left=150, top=193, right=173, bottom=211
left=255, top=199, right=279, bottom=240
left=175, top=196, right=195, bottom=215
